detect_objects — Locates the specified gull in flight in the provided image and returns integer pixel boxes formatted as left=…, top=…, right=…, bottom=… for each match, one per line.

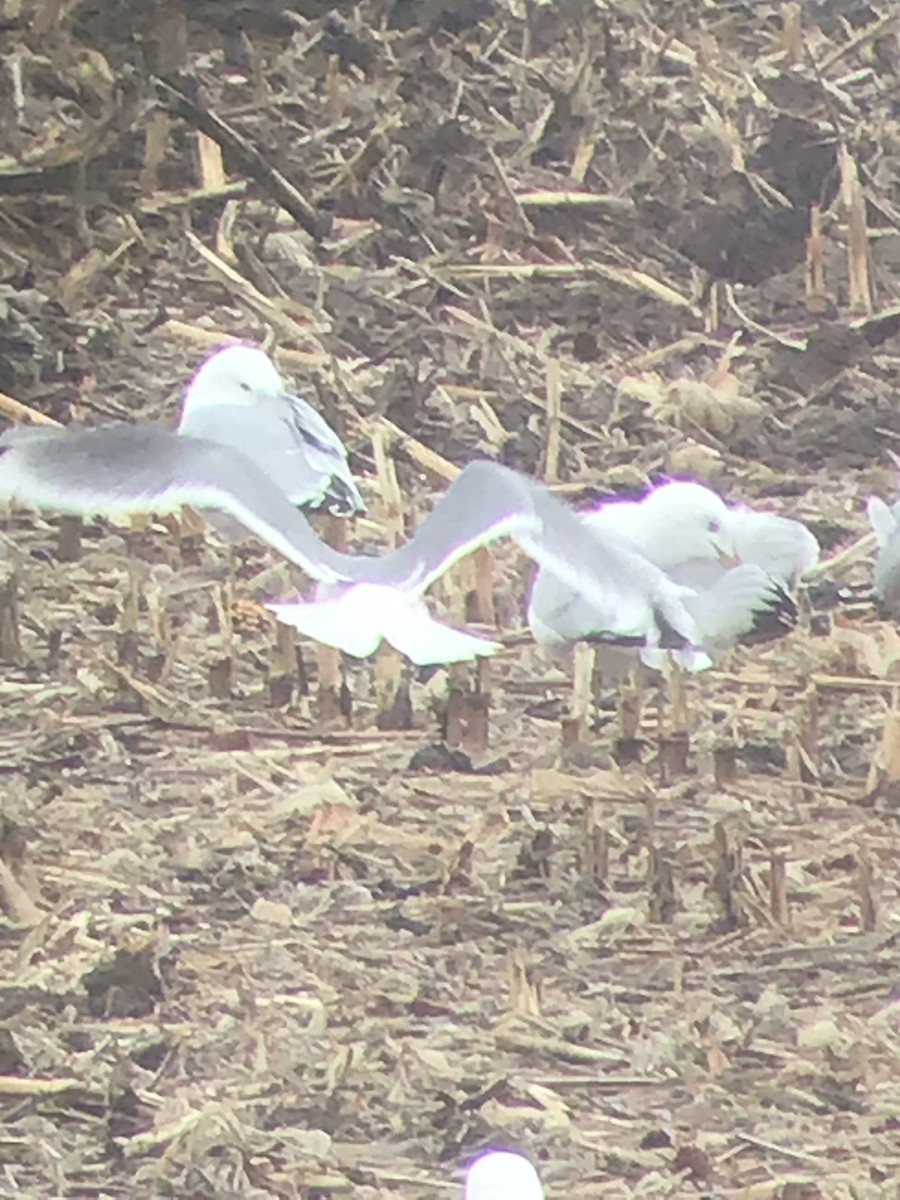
left=176, top=344, right=366, bottom=516
left=464, top=1151, right=544, bottom=1200
left=0, top=421, right=701, bottom=665
left=528, top=479, right=818, bottom=672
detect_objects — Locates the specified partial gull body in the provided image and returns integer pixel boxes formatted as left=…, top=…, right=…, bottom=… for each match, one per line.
left=177, top=344, right=366, bottom=516
left=864, top=448, right=900, bottom=617
left=0, top=423, right=701, bottom=664
left=867, top=493, right=900, bottom=617
left=529, top=479, right=817, bottom=672
left=464, top=1151, right=544, bottom=1200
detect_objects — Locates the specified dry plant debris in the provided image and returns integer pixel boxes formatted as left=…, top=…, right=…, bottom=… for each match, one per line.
left=1, top=1, right=900, bottom=1196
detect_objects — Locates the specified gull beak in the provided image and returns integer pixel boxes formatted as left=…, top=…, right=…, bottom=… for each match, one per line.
left=712, top=531, right=739, bottom=568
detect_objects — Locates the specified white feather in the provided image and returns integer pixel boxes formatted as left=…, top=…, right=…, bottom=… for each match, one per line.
left=464, top=1153, right=544, bottom=1200
left=269, top=585, right=500, bottom=665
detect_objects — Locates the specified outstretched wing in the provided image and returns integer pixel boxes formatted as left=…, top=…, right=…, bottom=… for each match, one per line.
left=0, top=422, right=349, bottom=583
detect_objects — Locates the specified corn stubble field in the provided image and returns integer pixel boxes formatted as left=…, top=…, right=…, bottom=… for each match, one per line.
left=0, top=0, right=899, bottom=1197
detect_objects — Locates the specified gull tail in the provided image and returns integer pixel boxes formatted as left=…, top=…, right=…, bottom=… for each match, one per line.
left=267, top=584, right=501, bottom=666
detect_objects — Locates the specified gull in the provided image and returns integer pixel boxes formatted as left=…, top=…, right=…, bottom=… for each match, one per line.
left=177, top=344, right=366, bottom=516
left=529, top=479, right=818, bottom=671
left=866, top=450, right=900, bottom=616
left=464, top=1152, right=544, bottom=1200
left=268, top=468, right=703, bottom=663
left=0, top=423, right=700, bottom=665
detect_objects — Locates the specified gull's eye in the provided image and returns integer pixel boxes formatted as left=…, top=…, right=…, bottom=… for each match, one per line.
left=707, top=518, right=721, bottom=534
left=238, top=380, right=252, bottom=393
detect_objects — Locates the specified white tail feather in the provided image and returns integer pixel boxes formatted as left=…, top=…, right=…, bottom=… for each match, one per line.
left=268, top=584, right=500, bottom=665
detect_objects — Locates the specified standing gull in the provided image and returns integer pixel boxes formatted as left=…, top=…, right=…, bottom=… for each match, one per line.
left=0, top=423, right=701, bottom=664
left=529, top=479, right=818, bottom=671
left=177, top=344, right=366, bottom=516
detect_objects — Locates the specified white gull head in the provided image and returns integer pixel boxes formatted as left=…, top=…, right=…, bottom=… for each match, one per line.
left=464, top=1151, right=544, bottom=1200
left=179, top=345, right=285, bottom=417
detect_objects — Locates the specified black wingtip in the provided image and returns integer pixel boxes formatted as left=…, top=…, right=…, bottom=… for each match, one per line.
left=300, top=476, right=366, bottom=517
left=741, top=582, right=798, bottom=646
left=582, top=608, right=691, bottom=651
left=326, top=477, right=366, bottom=516
left=584, top=631, right=646, bottom=648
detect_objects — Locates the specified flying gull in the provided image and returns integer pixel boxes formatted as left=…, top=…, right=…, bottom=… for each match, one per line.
left=0, top=423, right=701, bottom=664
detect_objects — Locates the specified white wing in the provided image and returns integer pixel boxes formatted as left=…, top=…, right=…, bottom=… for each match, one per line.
left=725, top=508, right=819, bottom=584
left=1, top=427, right=698, bottom=663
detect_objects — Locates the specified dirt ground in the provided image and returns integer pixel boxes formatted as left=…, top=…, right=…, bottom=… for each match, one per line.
left=1, top=1, right=900, bottom=1197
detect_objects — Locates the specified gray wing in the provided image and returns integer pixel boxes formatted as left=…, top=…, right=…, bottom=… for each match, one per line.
left=379, top=462, right=699, bottom=648
left=182, top=401, right=329, bottom=508
left=530, top=552, right=791, bottom=659
left=528, top=566, right=636, bottom=648
left=867, top=495, right=898, bottom=550
left=280, top=393, right=366, bottom=515
left=0, top=422, right=350, bottom=582
left=528, top=567, right=598, bottom=647
left=0, top=427, right=697, bottom=649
